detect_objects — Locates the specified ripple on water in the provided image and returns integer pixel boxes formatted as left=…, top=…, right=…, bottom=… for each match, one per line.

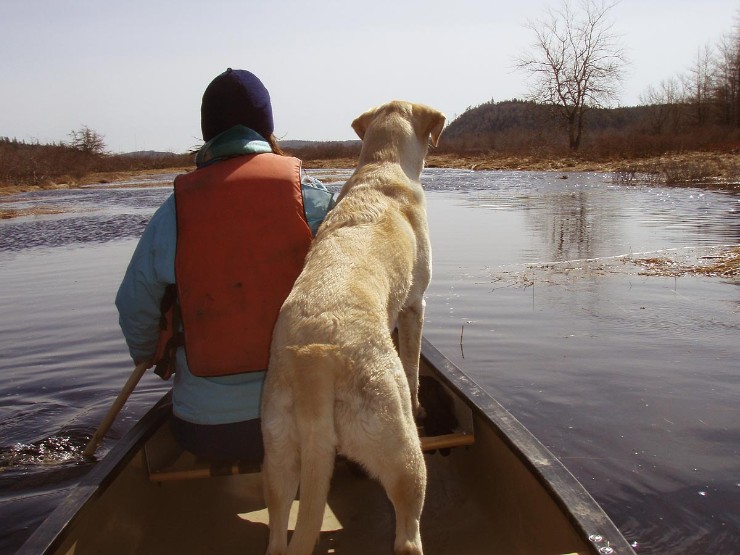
left=0, top=431, right=91, bottom=469
left=0, top=214, right=151, bottom=251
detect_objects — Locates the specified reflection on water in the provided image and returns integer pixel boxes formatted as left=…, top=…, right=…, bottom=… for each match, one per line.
left=0, top=170, right=738, bottom=554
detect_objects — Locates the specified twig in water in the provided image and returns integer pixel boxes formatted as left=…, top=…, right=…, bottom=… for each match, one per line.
left=459, top=323, right=465, bottom=359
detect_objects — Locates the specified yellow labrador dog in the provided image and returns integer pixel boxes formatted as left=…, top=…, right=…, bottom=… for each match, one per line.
left=261, top=100, right=445, bottom=555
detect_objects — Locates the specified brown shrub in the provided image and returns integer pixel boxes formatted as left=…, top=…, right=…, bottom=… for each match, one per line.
left=0, top=138, right=193, bottom=187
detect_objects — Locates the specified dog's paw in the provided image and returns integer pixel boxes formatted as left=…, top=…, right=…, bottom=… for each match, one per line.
left=395, top=539, right=423, bottom=555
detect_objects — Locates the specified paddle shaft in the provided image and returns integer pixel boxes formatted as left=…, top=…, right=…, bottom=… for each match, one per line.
left=82, top=361, right=150, bottom=457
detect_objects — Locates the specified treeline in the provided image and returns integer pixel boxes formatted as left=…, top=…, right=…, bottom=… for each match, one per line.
left=437, top=99, right=740, bottom=158
left=643, top=27, right=740, bottom=130
left=0, top=137, right=193, bottom=187
left=281, top=140, right=361, bottom=161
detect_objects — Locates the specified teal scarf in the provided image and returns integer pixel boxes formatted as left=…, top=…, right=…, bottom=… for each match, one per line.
left=195, top=125, right=272, bottom=167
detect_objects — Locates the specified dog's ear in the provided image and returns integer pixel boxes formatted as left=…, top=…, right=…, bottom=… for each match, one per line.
left=351, top=107, right=377, bottom=140
left=418, top=105, right=446, bottom=147
left=412, top=104, right=446, bottom=147
left=428, top=111, right=446, bottom=147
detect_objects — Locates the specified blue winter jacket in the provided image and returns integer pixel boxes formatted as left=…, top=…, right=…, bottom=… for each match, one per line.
left=115, top=126, right=333, bottom=425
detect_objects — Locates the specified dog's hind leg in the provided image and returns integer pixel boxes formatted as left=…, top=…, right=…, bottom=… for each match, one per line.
left=263, top=449, right=299, bottom=555
left=285, top=345, right=339, bottom=555
left=262, top=396, right=300, bottom=555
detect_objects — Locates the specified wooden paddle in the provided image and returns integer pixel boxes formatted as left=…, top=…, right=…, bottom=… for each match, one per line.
left=82, top=360, right=150, bottom=457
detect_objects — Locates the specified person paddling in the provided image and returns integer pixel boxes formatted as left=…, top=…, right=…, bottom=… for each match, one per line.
left=115, top=68, right=333, bottom=462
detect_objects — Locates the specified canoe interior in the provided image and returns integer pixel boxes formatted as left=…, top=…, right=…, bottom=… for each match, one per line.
left=21, top=339, right=633, bottom=555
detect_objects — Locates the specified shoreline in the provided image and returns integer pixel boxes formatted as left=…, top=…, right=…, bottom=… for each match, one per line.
left=306, top=149, right=740, bottom=176
left=2, top=150, right=739, bottom=200
left=0, top=167, right=194, bottom=198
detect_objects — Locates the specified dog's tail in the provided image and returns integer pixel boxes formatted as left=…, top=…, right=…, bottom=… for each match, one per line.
left=285, top=343, right=341, bottom=555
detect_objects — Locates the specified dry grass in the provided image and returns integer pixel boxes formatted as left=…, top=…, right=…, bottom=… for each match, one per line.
left=612, top=151, right=740, bottom=186
left=485, top=246, right=740, bottom=291
left=78, top=166, right=193, bottom=185
left=0, top=166, right=194, bottom=197
left=0, top=206, right=69, bottom=219
left=301, top=158, right=358, bottom=170
left=425, top=150, right=740, bottom=184
left=629, top=248, right=740, bottom=278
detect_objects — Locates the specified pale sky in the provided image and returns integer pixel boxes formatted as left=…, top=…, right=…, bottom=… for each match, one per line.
left=1, top=0, right=738, bottom=153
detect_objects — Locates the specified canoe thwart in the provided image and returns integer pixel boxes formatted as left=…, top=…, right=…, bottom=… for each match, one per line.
left=145, top=373, right=478, bottom=483
left=143, top=422, right=262, bottom=483
left=148, top=458, right=262, bottom=482
left=420, top=430, right=475, bottom=451
left=146, top=429, right=474, bottom=483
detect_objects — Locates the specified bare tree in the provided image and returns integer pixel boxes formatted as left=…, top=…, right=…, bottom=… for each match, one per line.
left=67, top=125, right=107, bottom=155
left=516, top=0, right=627, bottom=150
left=713, top=31, right=740, bottom=126
left=639, top=77, right=686, bottom=134
left=683, top=44, right=716, bottom=126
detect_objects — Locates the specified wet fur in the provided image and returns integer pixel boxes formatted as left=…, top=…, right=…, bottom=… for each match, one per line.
left=261, top=101, right=445, bottom=555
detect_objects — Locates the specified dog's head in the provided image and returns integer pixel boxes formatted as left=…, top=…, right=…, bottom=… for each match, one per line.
left=352, top=100, right=445, bottom=146
left=351, top=101, right=445, bottom=177
left=352, top=101, right=445, bottom=146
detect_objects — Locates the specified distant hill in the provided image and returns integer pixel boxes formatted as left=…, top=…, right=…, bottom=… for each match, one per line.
left=440, top=100, right=654, bottom=152
left=443, top=100, right=555, bottom=140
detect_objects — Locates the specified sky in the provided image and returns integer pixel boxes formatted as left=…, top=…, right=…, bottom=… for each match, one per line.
left=1, top=0, right=738, bottom=153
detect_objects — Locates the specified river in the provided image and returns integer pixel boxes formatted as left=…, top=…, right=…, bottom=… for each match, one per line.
left=1, top=168, right=738, bottom=554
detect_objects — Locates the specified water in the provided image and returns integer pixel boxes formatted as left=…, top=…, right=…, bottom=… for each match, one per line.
left=1, top=170, right=738, bottom=554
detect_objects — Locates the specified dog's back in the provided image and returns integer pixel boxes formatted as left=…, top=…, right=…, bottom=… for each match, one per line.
left=278, top=173, right=420, bottom=342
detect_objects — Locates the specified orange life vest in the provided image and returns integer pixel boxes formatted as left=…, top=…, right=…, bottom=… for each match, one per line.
left=173, top=153, right=311, bottom=377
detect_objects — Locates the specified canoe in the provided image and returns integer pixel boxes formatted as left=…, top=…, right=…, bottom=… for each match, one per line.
left=19, top=338, right=636, bottom=555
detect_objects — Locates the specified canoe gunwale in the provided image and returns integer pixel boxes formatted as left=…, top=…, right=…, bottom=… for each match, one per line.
left=419, top=337, right=635, bottom=555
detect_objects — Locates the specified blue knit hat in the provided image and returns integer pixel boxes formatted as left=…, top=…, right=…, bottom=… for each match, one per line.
left=200, top=68, right=274, bottom=142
